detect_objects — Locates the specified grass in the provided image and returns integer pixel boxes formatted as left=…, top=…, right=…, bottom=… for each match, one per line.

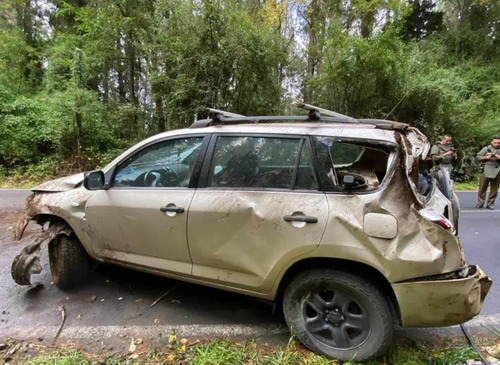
left=22, top=349, right=92, bottom=365
left=3, top=336, right=495, bottom=365
left=454, top=180, right=479, bottom=191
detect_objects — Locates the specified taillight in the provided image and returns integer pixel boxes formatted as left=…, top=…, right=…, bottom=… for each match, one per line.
left=419, top=208, right=453, bottom=229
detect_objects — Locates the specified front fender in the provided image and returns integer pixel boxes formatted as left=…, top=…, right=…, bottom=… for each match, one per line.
left=11, top=189, right=96, bottom=287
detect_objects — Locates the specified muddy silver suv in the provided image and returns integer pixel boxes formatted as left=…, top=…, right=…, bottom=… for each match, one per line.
left=12, top=104, right=492, bottom=361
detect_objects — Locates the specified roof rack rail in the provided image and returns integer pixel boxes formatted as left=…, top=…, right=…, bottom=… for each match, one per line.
left=206, top=108, right=245, bottom=118
left=295, top=101, right=358, bottom=122
left=190, top=108, right=246, bottom=128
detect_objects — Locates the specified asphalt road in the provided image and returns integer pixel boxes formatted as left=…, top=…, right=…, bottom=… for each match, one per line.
left=0, top=189, right=499, bottom=350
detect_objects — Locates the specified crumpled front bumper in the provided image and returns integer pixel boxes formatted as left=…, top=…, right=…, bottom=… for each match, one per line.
left=392, top=265, right=492, bottom=327
left=11, top=220, right=72, bottom=286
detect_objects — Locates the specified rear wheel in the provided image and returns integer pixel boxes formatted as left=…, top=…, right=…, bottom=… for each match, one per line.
left=283, top=269, right=393, bottom=362
left=49, top=235, right=91, bottom=288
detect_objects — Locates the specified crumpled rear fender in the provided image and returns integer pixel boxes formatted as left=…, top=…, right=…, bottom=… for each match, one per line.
left=11, top=221, right=72, bottom=286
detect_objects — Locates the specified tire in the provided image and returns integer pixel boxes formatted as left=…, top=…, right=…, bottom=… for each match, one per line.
left=49, top=235, right=91, bottom=288
left=283, top=269, right=394, bottom=362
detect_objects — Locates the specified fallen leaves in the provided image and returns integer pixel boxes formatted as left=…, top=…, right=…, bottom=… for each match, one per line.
left=128, top=338, right=136, bottom=354
left=128, top=338, right=144, bottom=354
left=166, top=353, right=175, bottom=362
left=168, top=332, right=177, bottom=346
left=486, top=344, right=500, bottom=359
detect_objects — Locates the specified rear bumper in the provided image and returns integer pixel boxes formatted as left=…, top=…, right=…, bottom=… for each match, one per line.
left=392, top=265, right=492, bottom=327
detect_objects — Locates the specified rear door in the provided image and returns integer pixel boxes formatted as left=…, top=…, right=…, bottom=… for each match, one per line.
left=187, top=134, right=329, bottom=293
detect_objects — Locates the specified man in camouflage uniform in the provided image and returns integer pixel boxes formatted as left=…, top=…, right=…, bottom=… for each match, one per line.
left=476, top=136, right=500, bottom=210
left=430, top=135, right=456, bottom=175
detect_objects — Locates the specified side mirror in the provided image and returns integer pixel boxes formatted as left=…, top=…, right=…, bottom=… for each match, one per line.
left=84, top=171, right=105, bottom=190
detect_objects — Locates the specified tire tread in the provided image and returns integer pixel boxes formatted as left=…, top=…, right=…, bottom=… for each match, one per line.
left=283, top=269, right=393, bottom=362
left=49, top=235, right=90, bottom=288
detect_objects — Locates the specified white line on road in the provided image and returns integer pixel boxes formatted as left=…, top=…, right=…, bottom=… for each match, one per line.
left=461, top=210, right=500, bottom=213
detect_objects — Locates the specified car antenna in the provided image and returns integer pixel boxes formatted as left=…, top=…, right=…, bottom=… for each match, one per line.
left=294, top=101, right=358, bottom=123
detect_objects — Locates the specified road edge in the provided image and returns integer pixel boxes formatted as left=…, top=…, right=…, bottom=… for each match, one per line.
left=2, top=314, right=499, bottom=344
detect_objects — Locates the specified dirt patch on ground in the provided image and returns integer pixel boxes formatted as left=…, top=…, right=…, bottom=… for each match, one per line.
left=0, top=210, right=37, bottom=249
left=0, top=211, right=22, bottom=226
left=0, top=211, right=22, bottom=245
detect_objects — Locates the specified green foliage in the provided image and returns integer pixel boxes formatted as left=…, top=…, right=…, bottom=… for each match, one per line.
left=0, top=94, right=60, bottom=165
left=0, top=0, right=499, bottom=183
left=426, top=346, right=479, bottom=365
left=400, top=0, right=444, bottom=41
left=310, top=27, right=407, bottom=118
left=24, top=349, right=93, bottom=365
left=0, top=337, right=486, bottom=365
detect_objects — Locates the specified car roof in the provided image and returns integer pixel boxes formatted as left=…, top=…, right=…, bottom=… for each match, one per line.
left=155, top=121, right=399, bottom=143
left=103, top=121, right=401, bottom=173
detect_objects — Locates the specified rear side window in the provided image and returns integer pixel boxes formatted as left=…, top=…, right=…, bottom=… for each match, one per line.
left=207, top=136, right=318, bottom=190
left=313, top=137, right=391, bottom=192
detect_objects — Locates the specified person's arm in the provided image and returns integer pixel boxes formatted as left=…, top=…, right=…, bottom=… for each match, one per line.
left=430, top=145, right=439, bottom=156
left=477, top=146, right=489, bottom=160
left=430, top=145, right=442, bottom=163
left=431, top=145, right=454, bottom=162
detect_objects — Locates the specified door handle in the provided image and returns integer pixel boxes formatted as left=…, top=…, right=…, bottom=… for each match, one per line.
left=283, top=215, right=318, bottom=224
left=160, top=206, right=185, bottom=213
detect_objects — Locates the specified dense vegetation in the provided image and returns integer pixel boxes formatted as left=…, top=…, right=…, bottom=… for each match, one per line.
left=0, top=0, right=499, bottom=183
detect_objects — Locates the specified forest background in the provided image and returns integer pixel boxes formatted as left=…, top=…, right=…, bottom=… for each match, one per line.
left=0, top=0, right=498, bottom=185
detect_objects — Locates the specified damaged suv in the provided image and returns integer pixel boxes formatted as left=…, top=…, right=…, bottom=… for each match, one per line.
left=12, top=103, right=492, bottom=361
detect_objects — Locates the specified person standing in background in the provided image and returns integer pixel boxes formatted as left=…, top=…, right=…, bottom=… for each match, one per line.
left=476, top=136, right=500, bottom=210
left=430, top=135, right=456, bottom=175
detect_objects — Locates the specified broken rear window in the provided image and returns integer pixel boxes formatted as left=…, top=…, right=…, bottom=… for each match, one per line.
left=313, top=137, right=392, bottom=192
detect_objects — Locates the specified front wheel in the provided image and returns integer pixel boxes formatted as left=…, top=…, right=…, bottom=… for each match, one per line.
left=283, top=269, right=394, bottom=362
left=49, top=235, right=91, bottom=288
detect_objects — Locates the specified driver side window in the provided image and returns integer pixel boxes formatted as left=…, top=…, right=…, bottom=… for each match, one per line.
left=113, top=137, right=203, bottom=188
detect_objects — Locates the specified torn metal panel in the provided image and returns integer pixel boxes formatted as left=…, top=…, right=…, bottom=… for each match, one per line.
left=14, top=214, right=31, bottom=240
left=11, top=221, right=72, bottom=286
left=393, top=265, right=492, bottom=327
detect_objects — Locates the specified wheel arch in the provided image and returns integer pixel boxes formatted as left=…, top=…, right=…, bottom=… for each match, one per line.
left=30, top=213, right=95, bottom=257
left=32, top=213, right=67, bottom=226
left=275, top=257, right=401, bottom=325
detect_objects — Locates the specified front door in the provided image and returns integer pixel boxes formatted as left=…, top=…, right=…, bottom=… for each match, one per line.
left=188, top=135, right=329, bottom=292
left=85, top=136, right=205, bottom=275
